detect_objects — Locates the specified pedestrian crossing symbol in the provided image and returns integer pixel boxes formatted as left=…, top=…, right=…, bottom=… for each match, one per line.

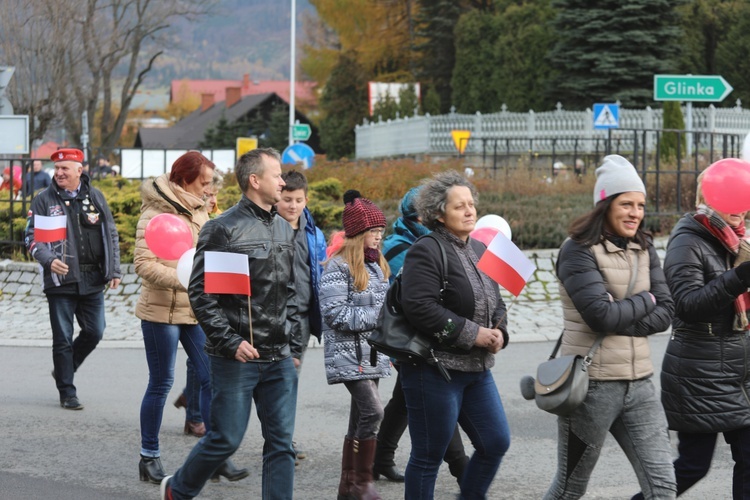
left=593, top=103, right=620, bottom=129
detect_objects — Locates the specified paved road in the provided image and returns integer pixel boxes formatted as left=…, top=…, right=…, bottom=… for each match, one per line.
left=0, top=336, right=733, bottom=499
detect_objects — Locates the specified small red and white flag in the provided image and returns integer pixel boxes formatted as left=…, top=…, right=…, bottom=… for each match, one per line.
left=477, top=232, right=536, bottom=296
left=204, top=251, right=251, bottom=296
left=34, top=214, right=67, bottom=243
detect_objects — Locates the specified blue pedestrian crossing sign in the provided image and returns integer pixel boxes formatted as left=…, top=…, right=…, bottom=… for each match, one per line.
left=593, top=103, right=620, bottom=129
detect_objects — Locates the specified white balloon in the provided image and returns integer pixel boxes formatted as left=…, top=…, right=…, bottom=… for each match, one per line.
left=176, top=248, right=197, bottom=290
left=475, top=214, right=512, bottom=240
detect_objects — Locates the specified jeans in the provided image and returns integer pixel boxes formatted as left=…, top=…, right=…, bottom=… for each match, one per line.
left=375, top=370, right=468, bottom=471
left=400, top=363, right=510, bottom=500
left=674, top=428, right=750, bottom=499
left=183, top=358, right=202, bottom=422
left=545, top=379, right=676, bottom=500
left=48, top=292, right=106, bottom=399
left=343, top=379, right=384, bottom=439
left=170, top=355, right=298, bottom=500
left=139, top=321, right=211, bottom=457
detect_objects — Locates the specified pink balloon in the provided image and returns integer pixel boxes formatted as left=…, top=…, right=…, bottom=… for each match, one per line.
left=144, top=213, right=193, bottom=261
left=701, top=158, right=750, bottom=214
left=470, top=226, right=499, bottom=246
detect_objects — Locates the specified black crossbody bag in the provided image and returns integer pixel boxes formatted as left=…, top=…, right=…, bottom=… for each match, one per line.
left=368, top=234, right=451, bottom=382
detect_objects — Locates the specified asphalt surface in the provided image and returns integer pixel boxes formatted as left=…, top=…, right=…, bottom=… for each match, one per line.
left=0, top=330, right=734, bottom=499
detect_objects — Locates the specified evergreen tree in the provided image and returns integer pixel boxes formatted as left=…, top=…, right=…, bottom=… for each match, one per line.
left=422, top=86, right=441, bottom=115
left=398, top=84, right=421, bottom=117
left=414, top=0, right=462, bottom=113
left=715, top=2, right=750, bottom=107
left=452, top=10, right=501, bottom=113
left=493, top=1, right=557, bottom=111
left=372, top=85, right=421, bottom=121
left=266, top=103, right=291, bottom=152
left=661, top=101, right=686, bottom=162
left=372, top=91, right=400, bottom=121
left=319, top=52, right=369, bottom=159
left=200, top=115, right=251, bottom=149
left=547, top=0, right=686, bottom=109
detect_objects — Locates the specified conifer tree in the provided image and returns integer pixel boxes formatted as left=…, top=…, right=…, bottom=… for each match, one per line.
left=414, top=0, right=462, bottom=113
left=661, top=101, right=686, bottom=162
left=547, top=0, right=685, bottom=108
left=319, top=52, right=369, bottom=159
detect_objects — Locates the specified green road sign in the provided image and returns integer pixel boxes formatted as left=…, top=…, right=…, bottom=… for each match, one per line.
left=291, top=123, right=312, bottom=141
left=653, top=75, right=733, bottom=102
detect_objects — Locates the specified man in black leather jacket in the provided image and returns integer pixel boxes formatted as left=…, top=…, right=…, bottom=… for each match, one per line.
left=162, top=148, right=300, bottom=500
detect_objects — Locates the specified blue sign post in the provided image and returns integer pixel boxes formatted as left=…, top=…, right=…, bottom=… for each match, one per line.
left=593, top=103, right=620, bottom=130
left=282, top=143, right=315, bottom=169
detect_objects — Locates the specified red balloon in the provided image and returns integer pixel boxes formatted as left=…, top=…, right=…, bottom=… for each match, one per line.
left=701, top=158, right=750, bottom=214
left=470, top=226, right=499, bottom=246
left=144, top=213, right=193, bottom=261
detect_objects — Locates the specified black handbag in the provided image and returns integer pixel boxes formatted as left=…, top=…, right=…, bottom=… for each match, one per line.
left=368, top=234, right=452, bottom=382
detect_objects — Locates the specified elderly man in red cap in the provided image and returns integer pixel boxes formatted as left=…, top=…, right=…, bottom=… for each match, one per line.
left=24, top=148, right=121, bottom=410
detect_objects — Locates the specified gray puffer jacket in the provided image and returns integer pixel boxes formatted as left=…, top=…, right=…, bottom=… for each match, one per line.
left=320, top=256, right=391, bottom=384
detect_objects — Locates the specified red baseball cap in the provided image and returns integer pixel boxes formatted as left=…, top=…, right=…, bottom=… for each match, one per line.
left=51, top=148, right=84, bottom=163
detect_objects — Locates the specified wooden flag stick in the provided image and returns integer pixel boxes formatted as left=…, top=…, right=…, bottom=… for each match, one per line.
left=493, top=295, right=518, bottom=330
left=248, top=295, right=254, bottom=346
left=62, top=239, right=67, bottom=269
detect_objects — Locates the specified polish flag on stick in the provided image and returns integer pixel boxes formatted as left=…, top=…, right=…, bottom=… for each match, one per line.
left=204, top=251, right=251, bottom=296
left=477, top=232, right=536, bottom=297
left=204, top=250, right=253, bottom=344
left=34, top=215, right=67, bottom=243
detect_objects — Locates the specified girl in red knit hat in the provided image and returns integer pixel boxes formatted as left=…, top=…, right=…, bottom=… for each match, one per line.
left=320, top=190, right=391, bottom=500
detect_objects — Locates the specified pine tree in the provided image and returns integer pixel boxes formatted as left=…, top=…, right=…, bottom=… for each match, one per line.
left=414, top=0, right=462, bottom=113
left=319, top=52, right=369, bottom=159
left=266, top=103, right=291, bottom=152
left=661, top=101, right=686, bottom=162
left=452, top=10, right=501, bottom=113
left=547, top=0, right=686, bottom=109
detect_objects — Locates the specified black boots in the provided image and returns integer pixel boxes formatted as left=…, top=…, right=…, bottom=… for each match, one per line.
left=210, top=459, right=249, bottom=482
left=372, top=464, right=405, bottom=482
left=139, top=456, right=167, bottom=484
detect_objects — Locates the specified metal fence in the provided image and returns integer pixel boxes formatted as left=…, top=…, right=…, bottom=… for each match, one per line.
left=356, top=102, right=750, bottom=159
left=471, top=129, right=743, bottom=217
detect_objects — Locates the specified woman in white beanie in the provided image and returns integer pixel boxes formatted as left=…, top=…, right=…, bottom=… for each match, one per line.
left=545, top=155, right=676, bottom=499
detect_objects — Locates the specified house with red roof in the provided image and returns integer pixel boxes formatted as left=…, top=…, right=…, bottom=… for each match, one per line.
left=170, top=74, right=317, bottom=110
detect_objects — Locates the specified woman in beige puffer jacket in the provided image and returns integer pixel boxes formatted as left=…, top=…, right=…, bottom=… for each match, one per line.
left=545, top=155, right=676, bottom=500
left=134, top=152, right=217, bottom=484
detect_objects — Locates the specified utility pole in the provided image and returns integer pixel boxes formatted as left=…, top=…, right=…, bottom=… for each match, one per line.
left=288, top=0, right=296, bottom=147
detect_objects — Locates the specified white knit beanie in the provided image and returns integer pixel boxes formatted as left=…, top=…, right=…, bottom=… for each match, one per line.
left=593, top=155, right=646, bottom=206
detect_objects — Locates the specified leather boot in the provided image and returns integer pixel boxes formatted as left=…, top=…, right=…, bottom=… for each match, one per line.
left=210, top=459, right=249, bottom=482
left=338, top=437, right=355, bottom=500
left=139, top=456, right=167, bottom=484
left=351, top=438, right=382, bottom=500
left=183, top=420, right=206, bottom=437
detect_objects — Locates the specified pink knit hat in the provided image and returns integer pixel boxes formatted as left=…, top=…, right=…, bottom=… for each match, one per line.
left=342, top=190, right=386, bottom=237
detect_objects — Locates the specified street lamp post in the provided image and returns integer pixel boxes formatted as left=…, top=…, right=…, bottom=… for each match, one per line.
left=288, top=0, right=296, bottom=147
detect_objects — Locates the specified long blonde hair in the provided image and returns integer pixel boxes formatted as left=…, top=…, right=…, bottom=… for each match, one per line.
left=329, top=232, right=390, bottom=291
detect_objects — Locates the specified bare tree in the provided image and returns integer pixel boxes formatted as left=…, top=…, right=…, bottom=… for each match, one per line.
left=0, top=0, right=215, bottom=156
left=0, top=0, right=80, bottom=144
